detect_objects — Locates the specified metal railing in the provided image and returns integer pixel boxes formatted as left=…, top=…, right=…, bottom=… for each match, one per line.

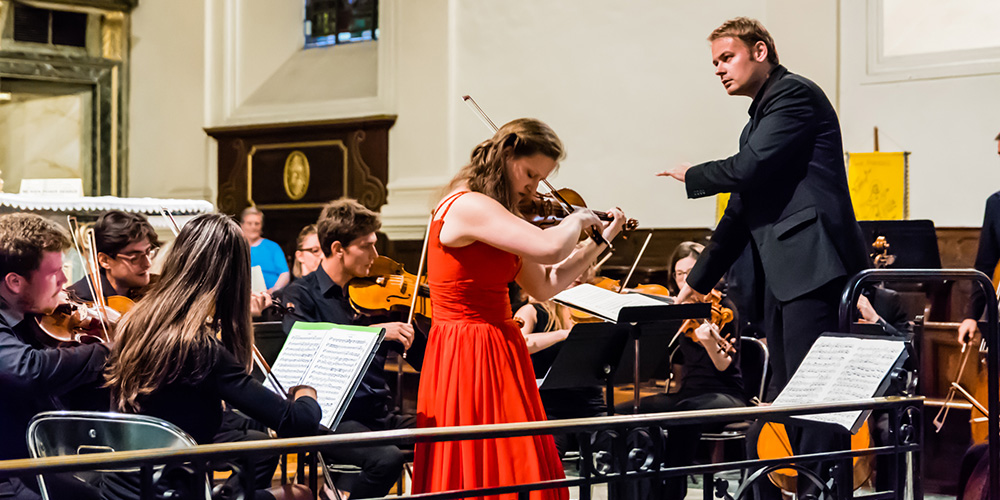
left=1, top=397, right=922, bottom=500
left=840, top=268, right=998, bottom=500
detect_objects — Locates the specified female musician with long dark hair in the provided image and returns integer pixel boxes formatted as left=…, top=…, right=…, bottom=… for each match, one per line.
left=104, top=213, right=318, bottom=500
left=413, top=118, right=626, bottom=499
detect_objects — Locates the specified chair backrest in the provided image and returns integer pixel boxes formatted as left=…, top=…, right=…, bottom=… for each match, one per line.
left=27, top=411, right=208, bottom=500
left=738, top=337, right=769, bottom=403
left=28, top=410, right=197, bottom=464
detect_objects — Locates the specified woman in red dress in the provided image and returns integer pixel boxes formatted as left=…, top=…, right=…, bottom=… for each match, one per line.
left=413, top=118, right=626, bottom=499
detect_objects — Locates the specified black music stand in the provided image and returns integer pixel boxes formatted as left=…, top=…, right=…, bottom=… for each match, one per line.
left=858, top=219, right=941, bottom=269
left=535, top=322, right=630, bottom=415
left=616, top=302, right=711, bottom=414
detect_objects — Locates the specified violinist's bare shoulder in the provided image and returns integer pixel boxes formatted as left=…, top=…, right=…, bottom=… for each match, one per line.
left=437, top=191, right=534, bottom=248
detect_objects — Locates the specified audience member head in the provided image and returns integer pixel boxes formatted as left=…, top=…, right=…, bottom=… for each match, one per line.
left=447, top=118, right=564, bottom=212
left=107, top=213, right=252, bottom=412
left=92, top=210, right=160, bottom=292
left=316, top=198, right=381, bottom=283
left=239, top=207, right=264, bottom=244
left=293, top=224, right=321, bottom=278
left=708, top=17, right=778, bottom=98
left=668, top=241, right=704, bottom=295
left=0, top=213, right=71, bottom=315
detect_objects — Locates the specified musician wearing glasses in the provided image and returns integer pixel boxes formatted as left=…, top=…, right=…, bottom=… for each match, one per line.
left=68, top=210, right=160, bottom=301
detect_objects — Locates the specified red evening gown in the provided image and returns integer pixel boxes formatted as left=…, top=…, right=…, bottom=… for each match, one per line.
left=413, top=192, right=568, bottom=500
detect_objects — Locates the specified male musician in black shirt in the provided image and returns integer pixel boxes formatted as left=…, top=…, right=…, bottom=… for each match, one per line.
left=658, top=17, right=869, bottom=497
left=282, top=198, right=415, bottom=499
left=958, top=131, right=1000, bottom=345
left=68, top=210, right=159, bottom=301
left=0, top=213, right=109, bottom=500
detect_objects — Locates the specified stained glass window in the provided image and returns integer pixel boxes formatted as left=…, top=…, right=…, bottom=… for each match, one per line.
left=305, top=0, right=378, bottom=48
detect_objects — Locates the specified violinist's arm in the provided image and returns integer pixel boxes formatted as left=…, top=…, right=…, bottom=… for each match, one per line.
left=514, top=303, right=569, bottom=354
left=693, top=323, right=733, bottom=371
left=516, top=209, right=625, bottom=301
left=0, top=330, right=108, bottom=394
left=438, top=192, right=598, bottom=265
left=514, top=303, right=538, bottom=335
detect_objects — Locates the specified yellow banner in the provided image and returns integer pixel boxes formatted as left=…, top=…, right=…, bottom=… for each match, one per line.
left=847, top=152, right=908, bottom=220
left=716, top=192, right=730, bottom=224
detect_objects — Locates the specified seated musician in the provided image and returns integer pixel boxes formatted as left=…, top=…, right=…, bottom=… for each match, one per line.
left=292, top=224, right=322, bottom=282
left=618, top=241, right=747, bottom=500
left=68, top=210, right=159, bottom=301
left=513, top=264, right=606, bottom=457
left=281, top=198, right=415, bottom=499
left=104, top=213, right=315, bottom=500
left=0, top=213, right=110, bottom=500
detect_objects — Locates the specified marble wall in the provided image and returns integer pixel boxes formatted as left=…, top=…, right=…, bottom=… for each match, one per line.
left=0, top=92, right=92, bottom=192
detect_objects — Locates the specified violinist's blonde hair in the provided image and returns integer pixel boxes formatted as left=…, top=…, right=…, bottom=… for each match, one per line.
left=446, top=118, right=564, bottom=213
left=106, top=213, right=252, bottom=412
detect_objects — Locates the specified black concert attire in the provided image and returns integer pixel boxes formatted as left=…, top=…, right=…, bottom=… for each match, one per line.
left=956, top=192, right=1000, bottom=500
left=67, top=270, right=142, bottom=302
left=101, top=338, right=321, bottom=500
left=282, top=266, right=415, bottom=499
left=0, top=304, right=110, bottom=500
left=527, top=304, right=606, bottom=456
left=615, top=300, right=746, bottom=500
left=965, top=191, right=1000, bottom=323
left=683, top=65, right=870, bottom=495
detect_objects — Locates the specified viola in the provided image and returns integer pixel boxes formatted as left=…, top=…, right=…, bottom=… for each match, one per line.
left=35, top=291, right=133, bottom=347
left=677, top=289, right=736, bottom=354
left=348, top=256, right=432, bottom=319
left=518, top=188, right=638, bottom=233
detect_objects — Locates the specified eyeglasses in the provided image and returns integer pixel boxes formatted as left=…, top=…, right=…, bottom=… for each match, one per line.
left=297, top=246, right=322, bottom=256
left=116, top=247, right=158, bottom=265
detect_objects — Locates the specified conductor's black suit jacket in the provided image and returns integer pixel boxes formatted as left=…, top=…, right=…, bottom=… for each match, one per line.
left=685, top=65, right=869, bottom=302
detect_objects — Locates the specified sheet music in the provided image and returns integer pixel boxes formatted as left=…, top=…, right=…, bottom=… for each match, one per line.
left=269, top=325, right=328, bottom=393
left=251, top=266, right=267, bottom=294
left=772, top=336, right=905, bottom=433
left=305, top=329, right=380, bottom=428
left=553, top=283, right=666, bottom=322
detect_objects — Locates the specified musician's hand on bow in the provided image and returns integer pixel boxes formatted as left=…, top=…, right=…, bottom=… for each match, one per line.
left=856, top=294, right=882, bottom=324
left=675, top=283, right=705, bottom=304
left=693, top=322, right=719, bottom=344
left=376, top=322, right=415, bottom=351
left=958, top=318, right=978, bottom=345
left=655, top=163, right=692, bottom=183
left=288, top=384, right=318, bottom=401
left=250, top=291, right=272, bottom=318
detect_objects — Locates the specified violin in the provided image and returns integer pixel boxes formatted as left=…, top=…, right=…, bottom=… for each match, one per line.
left=347, top=256, right=432, bottom=319
left=35, top=291, right=133, bottom=347
left=677, top=289, right=736, bottom=354
left=518, top=188, right=639, bottom=233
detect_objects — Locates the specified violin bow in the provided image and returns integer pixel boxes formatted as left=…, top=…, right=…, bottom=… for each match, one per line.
left=461, top=95, right=610, bottom=248
left=617, top=231, right=653, bottom=294
left=403, top=213, right=434, bottom=360
left=66, top=216, right=111, bottom=341
left=84, top=227, right=113, bottom=334
left=160, top=207, right=181, bottom=237
left=252, top=344, right=286, bottom=395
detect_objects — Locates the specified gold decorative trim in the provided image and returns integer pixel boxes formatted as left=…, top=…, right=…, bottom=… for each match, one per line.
left=282, top=150, right=310, bottom=201
left=247, top=140, right=348, bottom=209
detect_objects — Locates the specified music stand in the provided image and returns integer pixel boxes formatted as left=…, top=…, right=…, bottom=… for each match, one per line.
left=858, top=219, right=941, bottom=269
left=535, top=322, right=630, bottom=415
left=617, top=303, right=710, bottom=414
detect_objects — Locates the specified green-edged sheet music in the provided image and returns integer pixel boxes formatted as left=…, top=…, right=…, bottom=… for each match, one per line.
left=268, top=322, right=385, bottom=429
